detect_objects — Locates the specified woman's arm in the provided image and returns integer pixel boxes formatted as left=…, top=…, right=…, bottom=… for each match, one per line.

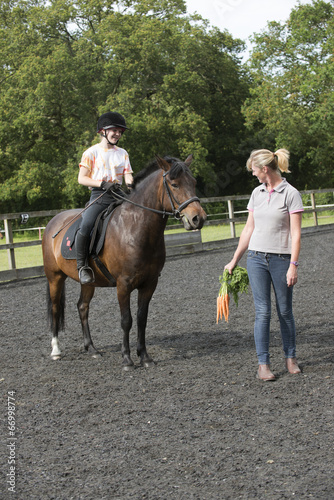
left=224, top=211, right=255, bottom=273
left=287, top=212, right=302, bottom=287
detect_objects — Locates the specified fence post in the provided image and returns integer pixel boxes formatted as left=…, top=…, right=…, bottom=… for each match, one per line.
left=227, top=199, right=236, bottom=238
left=310, top=192, right=318, bottom=226
left=4, top=218, right=16, bottom=270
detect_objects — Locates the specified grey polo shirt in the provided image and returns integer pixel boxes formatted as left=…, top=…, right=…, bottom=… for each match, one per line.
left=247, top=178, right=304, bottom=254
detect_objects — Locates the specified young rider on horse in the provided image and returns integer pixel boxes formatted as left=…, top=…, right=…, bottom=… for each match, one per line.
left=76, top=111, right=134, bottom=285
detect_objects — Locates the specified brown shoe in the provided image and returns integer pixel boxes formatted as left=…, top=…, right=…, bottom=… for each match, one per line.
left=256, top=364, right=276, bottom=381
left=285, top=358, right=301, bottom=374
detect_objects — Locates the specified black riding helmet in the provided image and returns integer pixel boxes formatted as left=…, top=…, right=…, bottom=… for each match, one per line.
left=97, top=112, right=129, bottom=133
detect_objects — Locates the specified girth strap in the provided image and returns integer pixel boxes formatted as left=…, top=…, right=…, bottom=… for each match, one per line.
left=91, top=254, right=117, bottom=286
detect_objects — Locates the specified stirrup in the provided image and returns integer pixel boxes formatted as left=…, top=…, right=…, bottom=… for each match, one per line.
left=78, top=266, right=95, bottom=284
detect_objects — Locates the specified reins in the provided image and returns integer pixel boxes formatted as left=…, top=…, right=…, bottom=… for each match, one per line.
left=53, top=168, right=200, bottom=239
left=111, top=171, right=200, bottom=220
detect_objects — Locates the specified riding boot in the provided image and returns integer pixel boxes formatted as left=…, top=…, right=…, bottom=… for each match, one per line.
left=75, top=231, right=95, bottom=284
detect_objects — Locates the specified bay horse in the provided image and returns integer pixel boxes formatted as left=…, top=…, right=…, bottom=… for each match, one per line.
left=42, top=155, right=207, bottom=369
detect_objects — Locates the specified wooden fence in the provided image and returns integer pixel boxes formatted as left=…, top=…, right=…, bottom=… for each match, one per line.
left=1, top=189, right=333, bottom=282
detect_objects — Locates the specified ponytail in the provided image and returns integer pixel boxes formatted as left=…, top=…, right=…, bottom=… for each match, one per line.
left=274, top=149, right=290, bottom=173
left=246, top=148, right=290, bottom=173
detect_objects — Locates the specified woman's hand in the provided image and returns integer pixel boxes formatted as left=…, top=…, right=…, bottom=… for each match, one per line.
left=286, top=263, right=298, bottom=287
left=224, top=261, right=237, bottom=275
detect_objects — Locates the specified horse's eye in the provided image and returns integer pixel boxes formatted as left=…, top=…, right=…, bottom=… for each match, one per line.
left=171, top=183, right=179, bottom=189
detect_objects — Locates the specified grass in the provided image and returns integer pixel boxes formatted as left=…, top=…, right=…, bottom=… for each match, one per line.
left=1, top=214, right=334, bottom=271
left=0, top=231, right=44, bottom=271
left=166, top=222, right=245, bottom=241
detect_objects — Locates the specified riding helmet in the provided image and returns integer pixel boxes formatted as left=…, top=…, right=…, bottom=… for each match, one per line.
left=97, top=112, right=129, bottom=133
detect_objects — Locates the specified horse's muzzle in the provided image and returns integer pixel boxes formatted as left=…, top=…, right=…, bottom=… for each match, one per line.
left=181, top=208, right=207, bottom=230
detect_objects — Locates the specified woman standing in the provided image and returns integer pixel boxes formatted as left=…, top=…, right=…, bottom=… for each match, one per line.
left=225, top=149, right=304, bottom=381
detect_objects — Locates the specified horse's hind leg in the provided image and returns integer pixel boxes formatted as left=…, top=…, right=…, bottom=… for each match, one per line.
left=137, top=282, right=158, bottom=368
left=77, top=285, right=100, bottom=357
left=47, top=274, right=66, bottom=360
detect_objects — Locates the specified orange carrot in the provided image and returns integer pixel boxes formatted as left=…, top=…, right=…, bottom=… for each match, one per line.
left=221, top=295, right=225, bottom=319
left=216, top=296, right=220, bottom=324
left=218, top=295, right=222, bottom=321
left=225, top=295, right=227, bottom=321
left=225, top=294, right=230, bottom=322
left=217, top=295, right=224, bottom=323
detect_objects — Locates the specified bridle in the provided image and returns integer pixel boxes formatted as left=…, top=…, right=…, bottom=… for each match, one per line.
left=161, top=172, right=200, bottom=220
left=111, top=171, right=200, bottom=220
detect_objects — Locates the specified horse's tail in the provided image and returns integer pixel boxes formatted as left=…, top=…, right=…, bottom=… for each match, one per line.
left=46, top=281, right=66, bottom=332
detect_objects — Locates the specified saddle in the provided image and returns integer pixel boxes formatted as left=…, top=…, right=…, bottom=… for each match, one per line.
left=60, top=203, right=120, bottom=285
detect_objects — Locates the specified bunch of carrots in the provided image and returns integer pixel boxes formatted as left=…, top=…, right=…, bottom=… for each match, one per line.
left=216, top=266, right=249, bottom=323
left=217, top=290, right=230, bottom=323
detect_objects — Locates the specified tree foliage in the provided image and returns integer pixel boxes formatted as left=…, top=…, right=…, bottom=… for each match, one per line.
left=243, top=0, right=334, bottom=189
left=0, top=0, right=248, bottom=212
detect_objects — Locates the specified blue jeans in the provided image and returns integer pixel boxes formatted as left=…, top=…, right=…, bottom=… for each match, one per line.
left=247, top=250, right=297, bottom=365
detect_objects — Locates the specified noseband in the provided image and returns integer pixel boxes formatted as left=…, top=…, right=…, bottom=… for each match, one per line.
left=111, top=171, right=200, bottom=220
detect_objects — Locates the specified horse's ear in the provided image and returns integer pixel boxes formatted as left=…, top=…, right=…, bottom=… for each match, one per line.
left=184, top=154, right=193, bottom=167
left=155, top=155, right=170, bottom=172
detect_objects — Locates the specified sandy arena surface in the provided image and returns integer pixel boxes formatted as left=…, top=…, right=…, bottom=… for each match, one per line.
left=1, top=230, right=333, bottom=499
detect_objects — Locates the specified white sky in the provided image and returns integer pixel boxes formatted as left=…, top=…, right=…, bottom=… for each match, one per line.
left=185, top=0, right=311, bottom=56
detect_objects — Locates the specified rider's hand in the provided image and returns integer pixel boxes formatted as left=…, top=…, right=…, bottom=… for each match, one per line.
left=100, top=181, right=116, bottom=193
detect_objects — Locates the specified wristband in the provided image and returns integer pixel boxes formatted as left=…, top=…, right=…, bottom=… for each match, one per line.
left=290, top=261, right=299, bottom=267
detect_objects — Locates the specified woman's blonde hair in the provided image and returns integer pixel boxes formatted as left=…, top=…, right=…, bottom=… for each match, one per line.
left=246, top=149, right=290, bottom=173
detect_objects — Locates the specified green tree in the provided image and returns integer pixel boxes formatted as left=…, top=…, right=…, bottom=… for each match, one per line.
left=243, top=0, right=334, bottom=189
left=0, top=0, right=248, bottom=212
left=0, top=0, right=93, bottom=210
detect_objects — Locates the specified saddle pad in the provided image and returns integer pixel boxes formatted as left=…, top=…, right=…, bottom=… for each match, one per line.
left=60, top=207, right=117, bottom=260
left=61, top=218, right=81, bottom=260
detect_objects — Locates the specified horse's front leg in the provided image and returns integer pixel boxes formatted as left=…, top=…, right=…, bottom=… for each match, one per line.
left=77, top=285, right=100, bottom=357
left=137, top=282, right=158, bottom=367
left=117, top=285, right=134, bottom=370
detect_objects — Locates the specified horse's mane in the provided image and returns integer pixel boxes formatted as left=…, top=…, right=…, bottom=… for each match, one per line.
left=132, top=156, right=190, bottom=189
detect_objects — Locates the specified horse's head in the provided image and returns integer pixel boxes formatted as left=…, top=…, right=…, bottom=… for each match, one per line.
left=155, top=155, right=207, bottom=230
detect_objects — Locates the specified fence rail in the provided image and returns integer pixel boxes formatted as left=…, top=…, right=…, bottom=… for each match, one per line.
left=1, top=188, right=333, bottom=282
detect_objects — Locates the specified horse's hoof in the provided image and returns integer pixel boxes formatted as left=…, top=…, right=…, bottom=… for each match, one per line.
left=122, top=354, right=134, bottom=370
left=122, top=364, right=135, bottom=372
left=141, top=359, right=156, bottom=368
left=86, top=346, right=102, bottom=358
left=51, top=355, right=61, bottom=361
left=91, top=352, right=102, bottom=359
